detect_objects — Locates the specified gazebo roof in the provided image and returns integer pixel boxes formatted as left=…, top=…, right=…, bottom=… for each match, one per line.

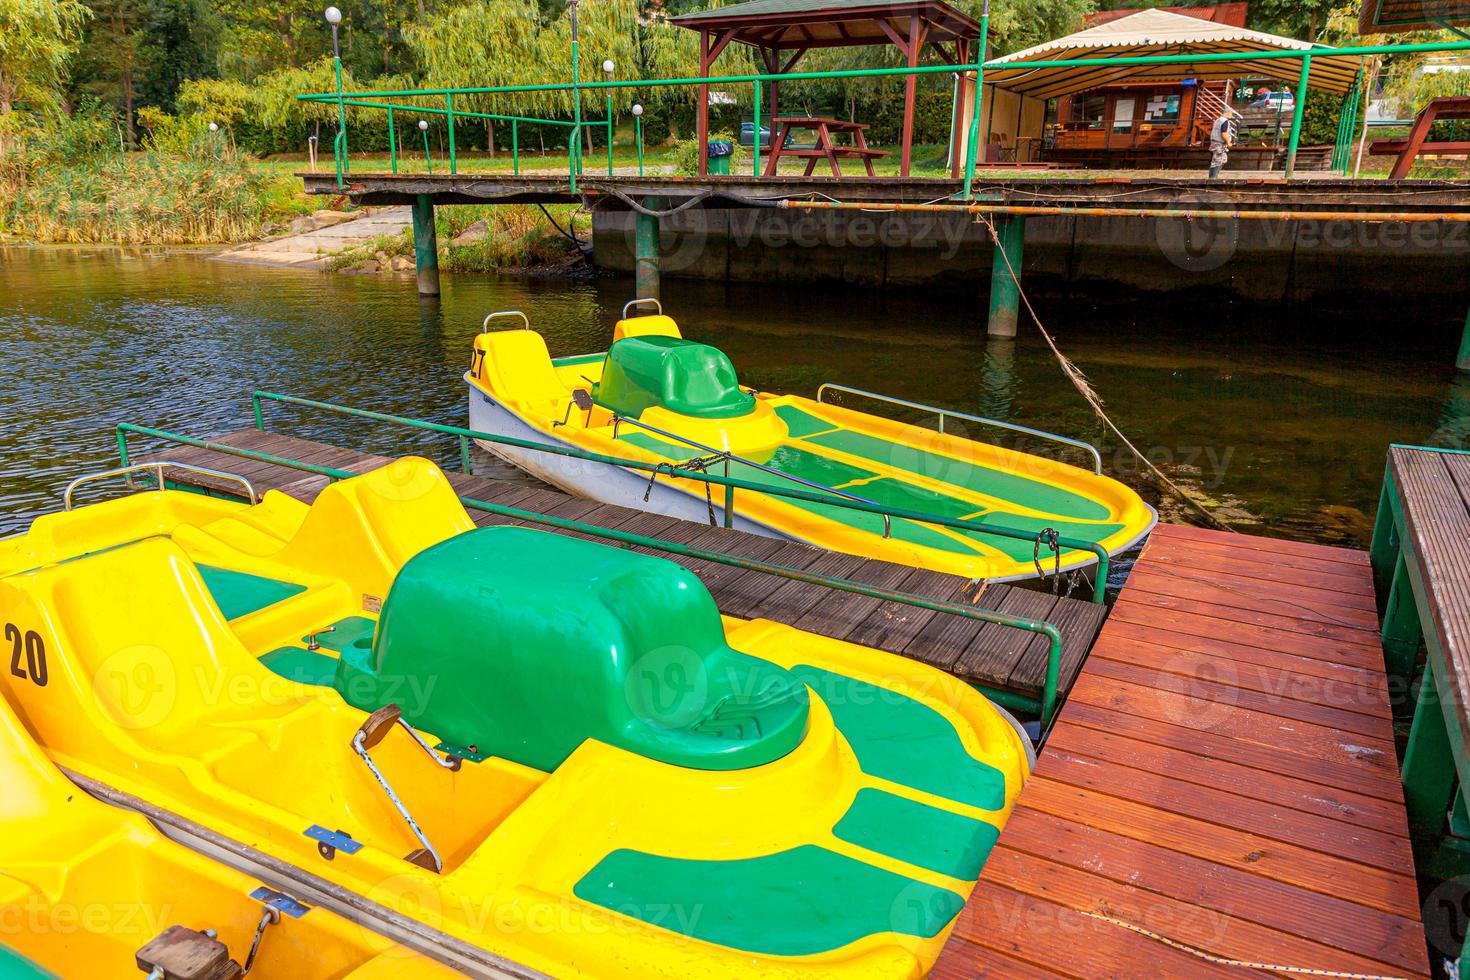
left=670, top=0, right=982, bottom=51
left=1358, top=0, right=1470, bottom=32
left=985, top=9, right=1360, bottom=99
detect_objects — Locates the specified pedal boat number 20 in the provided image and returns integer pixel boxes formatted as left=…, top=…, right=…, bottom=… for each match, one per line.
left=465, top=304, right=1156, bottom=584
left=0, top=459, right=1031, bottom=978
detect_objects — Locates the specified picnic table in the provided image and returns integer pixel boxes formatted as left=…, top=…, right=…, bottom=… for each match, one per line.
left=764, top=116, right=889, bottom=177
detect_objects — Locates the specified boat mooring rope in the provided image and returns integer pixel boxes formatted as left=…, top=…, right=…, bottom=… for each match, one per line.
left=1080, top=911, right=1408, bottom=979
left=976, top=213, right=1236, bottom=533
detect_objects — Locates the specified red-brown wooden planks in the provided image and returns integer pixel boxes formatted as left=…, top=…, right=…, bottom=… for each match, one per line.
left=934, top=523, right=1430, bottom=978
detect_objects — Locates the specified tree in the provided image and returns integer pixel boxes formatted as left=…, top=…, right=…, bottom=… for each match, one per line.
left=0, top=0, right=90, bottom=153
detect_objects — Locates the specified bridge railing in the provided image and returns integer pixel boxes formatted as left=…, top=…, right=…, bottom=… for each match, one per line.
left=297, top=37, right=1470, bottom=192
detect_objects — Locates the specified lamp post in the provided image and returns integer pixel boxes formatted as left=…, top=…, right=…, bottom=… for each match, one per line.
left=570, top=0, right=582, bottom=191
left=632, top=104, right=644, bottom=176
left=418, top=119, right=433, bottom=174
left=603, top=59, right=615, bottom=176
left=325, top=6, right=347, bottom=187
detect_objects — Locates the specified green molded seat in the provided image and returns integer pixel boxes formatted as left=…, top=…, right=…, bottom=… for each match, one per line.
left=595, top=336, right=755, bottom=420
left=335, top=527, right=809, bottom=772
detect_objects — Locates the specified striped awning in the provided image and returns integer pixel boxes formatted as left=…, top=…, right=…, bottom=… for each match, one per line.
left=985, top=9, right=1360, bottom=99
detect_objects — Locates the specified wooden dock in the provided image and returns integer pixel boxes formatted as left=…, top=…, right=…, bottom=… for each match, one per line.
left=146, top=429, right=1108, bottom=710
left=933, top=523, right=1430, bottom=978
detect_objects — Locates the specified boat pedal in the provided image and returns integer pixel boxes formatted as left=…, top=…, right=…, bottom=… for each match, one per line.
left=303, top=825, right=362, bottom=861
left=404, top=847, right=440, bottom=871
left=135, top=924, right=242, bottom=980
left=350, top=703, right=451, bottom=874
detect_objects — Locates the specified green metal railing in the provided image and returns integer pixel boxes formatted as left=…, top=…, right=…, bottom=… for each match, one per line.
left=113, top=421, right=1068, bottom=725
left=245, top=389, right=1112, bottom=603
left=1331, top=67, right=1366, bottom=175
left=301, top=37, right=1470, bottom=195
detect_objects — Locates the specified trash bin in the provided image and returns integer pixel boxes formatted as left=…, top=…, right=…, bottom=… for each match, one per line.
left=707, top=140, right=733, bottom=175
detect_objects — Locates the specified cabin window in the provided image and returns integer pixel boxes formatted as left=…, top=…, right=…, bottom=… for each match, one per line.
left=1112, top=97, right=1136, bottom=133
left=1070, top=95, right=1106, bottom=128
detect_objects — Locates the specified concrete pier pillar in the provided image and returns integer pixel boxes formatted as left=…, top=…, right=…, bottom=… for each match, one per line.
left=634, top=198, right=661, bottom=300
left=411, top=194, right=440, bottom=297
left=987, top=214, right=1025, bottom=338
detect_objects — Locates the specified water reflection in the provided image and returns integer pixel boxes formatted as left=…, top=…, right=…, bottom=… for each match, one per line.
left=1, top=244, right=1466, bottom=546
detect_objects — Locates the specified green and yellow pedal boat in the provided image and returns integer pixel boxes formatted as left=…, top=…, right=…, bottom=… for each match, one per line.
left=0, top=659, right=461, bottom=979
left=466, top=303, right=1155, bottom=583
left=0, top=458, right=1030, bottom=978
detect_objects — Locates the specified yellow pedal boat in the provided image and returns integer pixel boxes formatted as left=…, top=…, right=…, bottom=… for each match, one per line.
left=0, top=458, right=1030, bottom=978
left=0, top=666, right=461, bottom=979
left=466, top=303, right=1155, bottom=583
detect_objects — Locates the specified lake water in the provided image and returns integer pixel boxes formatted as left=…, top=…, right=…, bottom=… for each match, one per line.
left=3, top=244, right=1467, bottom=548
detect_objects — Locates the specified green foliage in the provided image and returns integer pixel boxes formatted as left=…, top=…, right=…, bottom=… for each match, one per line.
left=2, top=136, right=267, bottom=242
left=0, top=0, right=90, bottom=153
left=673, top=130, right=742, bottom=175
left=1299, top=90, right=1347, bottom=144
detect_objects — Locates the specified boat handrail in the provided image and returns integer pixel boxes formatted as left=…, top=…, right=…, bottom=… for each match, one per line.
left=482, top=310, right=530, bottom=332
left=113, top=421, right=1076, bottom=726
left=64, top=462, right=259, bottom=510
left=609, top=414, right=893, bottom=539
left=240, top=390, right=1113, bottom=605
left=621, top=298, right=662, bottom=319
left=815, top=383, right=1104, bottom=476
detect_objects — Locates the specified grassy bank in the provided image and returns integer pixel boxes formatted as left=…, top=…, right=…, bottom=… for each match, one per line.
left=327, top=202, right=588, bottom=274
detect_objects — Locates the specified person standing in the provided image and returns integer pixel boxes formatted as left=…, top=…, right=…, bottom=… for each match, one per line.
left=1209, top=108, right=1236, bottom=179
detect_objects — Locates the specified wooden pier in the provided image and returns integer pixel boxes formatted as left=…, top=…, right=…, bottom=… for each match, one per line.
left=146, top=429, right=1108, bottom=712
left=934, top=523, right=1429, bottom=977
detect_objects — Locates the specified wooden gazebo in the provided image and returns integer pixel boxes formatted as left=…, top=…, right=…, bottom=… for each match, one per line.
left=671, top=0, right=983, bottom=176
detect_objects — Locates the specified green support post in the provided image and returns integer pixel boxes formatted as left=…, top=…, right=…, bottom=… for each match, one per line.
left=411, top=194, right=440, bottom=297
left=753, top=78, right=762, bottom=176
left=1403, top=664, right=1457, bottom=839
left=1284, top=55, right=1312, bottom=178
left=635, top=115, right=644, bottom=176
left=960, top=0, right=992, bottom=199
left=512, top=120, right=520, bottom=176
left=1381, top=554, right=1424, bottom=687
left=987, top=214, right=1024, bottom=338
left=1458, top=305, right=1470, bottom=371
left=635, top=197, right=660, bottom=300
left=387, top=106, right=398, bottom=174
left=446, top=93, right=457, bottom=174
left=607, top=94, right=615, bottom=176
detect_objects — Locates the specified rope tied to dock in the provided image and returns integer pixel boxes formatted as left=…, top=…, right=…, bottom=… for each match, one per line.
left=643, top=455, right=725, bottom=526
left=976, top=213, right=1236, bottom=533
left=1080, top=910, right=1409, bottom=980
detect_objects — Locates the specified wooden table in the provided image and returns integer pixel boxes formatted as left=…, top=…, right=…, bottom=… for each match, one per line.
left=763, top=116, right=888, bottom=177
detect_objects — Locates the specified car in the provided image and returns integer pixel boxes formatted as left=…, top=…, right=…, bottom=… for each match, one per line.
left=1249, top=91, right=1295, bottom=110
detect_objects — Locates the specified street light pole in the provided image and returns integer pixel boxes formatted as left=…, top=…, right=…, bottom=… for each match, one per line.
left=632, top=104, right=644, bottom=176
left=603, top=59, right=615, bottom=176
left=326, top=6, right=347, bottom=187
left=570, top=0, right=582, bottom=192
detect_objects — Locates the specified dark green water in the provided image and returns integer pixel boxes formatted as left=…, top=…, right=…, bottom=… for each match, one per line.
left=3, top=244, right=1467, bottom=546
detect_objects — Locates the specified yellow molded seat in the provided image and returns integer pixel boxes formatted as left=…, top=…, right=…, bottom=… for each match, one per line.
left=612, top=314, right=682, bottom=342
left=473, top=330, right=569, bottom=420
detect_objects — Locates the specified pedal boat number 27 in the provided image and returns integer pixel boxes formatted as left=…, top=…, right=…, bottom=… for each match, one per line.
left=0, top=459, right=1031, bottom=979
left=465, top=304, right=1156, bottom=584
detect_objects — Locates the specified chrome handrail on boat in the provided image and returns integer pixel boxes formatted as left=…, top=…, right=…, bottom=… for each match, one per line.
left=621, top=298, right=663, bottom=319
left=63, top=462, right=258, bottom=510
left=815, top=383, right=1104, bottom=475
left=610, top=414, right=892, bottom=538
left=481, top=310, right=530, bottom=332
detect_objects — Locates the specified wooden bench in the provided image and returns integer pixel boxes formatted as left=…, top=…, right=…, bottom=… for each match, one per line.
left=1369, top=96, right=1470, bottom=178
